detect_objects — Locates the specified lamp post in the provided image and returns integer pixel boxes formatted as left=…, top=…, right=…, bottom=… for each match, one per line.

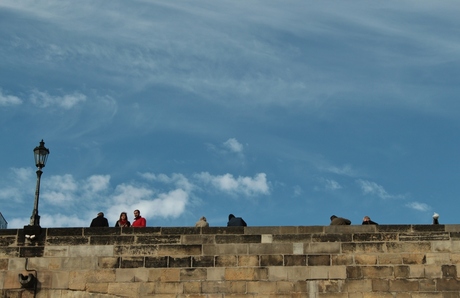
left=29, top=139, right=50, bottom=227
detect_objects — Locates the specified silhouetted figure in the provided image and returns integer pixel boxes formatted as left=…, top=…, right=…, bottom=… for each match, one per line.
left=362, top=216, right=378, bottom=225
left=433, top=212, right=439, bottom=225
left=227, top=214, right=247, bottom=227
left=195, top=216, right=209, bottom=227
left=330, top=215, right=351, bottom=225
left=90, top=212, right=109, bottom=227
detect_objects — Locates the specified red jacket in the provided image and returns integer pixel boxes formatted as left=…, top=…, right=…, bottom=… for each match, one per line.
left=132, top=216, right=146, bottom=227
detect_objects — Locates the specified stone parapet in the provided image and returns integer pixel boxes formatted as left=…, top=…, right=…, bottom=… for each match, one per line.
left=1, top=225, right=460, bottom=297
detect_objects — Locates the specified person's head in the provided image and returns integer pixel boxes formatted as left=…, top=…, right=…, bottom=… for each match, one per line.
left=200, top=216, right=207, bottom=221
left=363, top=216, right=371, bottom=222
left=134, top=209, right=140, bottom=218
left=119, top=212, right=128, bottom=220
left=97, top=212, right=104, bottom=217
left=330, top=215, right=337, bottom=221
left=228, top=214, right=235, bottom=221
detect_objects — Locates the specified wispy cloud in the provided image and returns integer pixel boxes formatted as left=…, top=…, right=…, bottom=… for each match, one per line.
left=406, top=202, right=430, bottom=212
left=325, top=179, right=342, bottom=190
left=195, top=172, right=270, bottom=196
left=223, top=138, right=243, bottom=153
left=357, top=179, right=405, bottom=200
left=30, top=90, right=86, bottom=110
left=0, top=89, right=22, bottom=106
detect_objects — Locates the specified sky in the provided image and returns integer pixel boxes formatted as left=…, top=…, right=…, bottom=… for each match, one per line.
left=1, top=1, right=460, bottom=228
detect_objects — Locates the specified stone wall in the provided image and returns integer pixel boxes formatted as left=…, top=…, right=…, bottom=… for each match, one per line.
left=1, top=224, right=460, bottom=297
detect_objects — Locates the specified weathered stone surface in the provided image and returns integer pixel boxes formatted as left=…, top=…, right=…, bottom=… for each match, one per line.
left=180, top=268, right=207, bottom=281
left=169, top=256, right=191, bottom=268
left=47, top=228, right=83, bottom=237
left=114, top=244, right=158, bottom=256
left=442, top=265, right=457, bottom=278
left=161, top=227, right=201, bottom=235
left=238, top=255, right=259, bottom=267
left=136, top=235, right=181, bottom=245
left=215, top=235, right=261, bottom=244
left=121, top=256, right=144, bottom=268
left=353, top=233, right=397, bottom=242
left=260, top=254, right=283, bottom=266
left=285, top=255, right=307, bottom=266
left=0, top=229, right=18, bottom=236
left=399, top=232, right=449, bottom=241
left=46, top=236, right=89, bottom=246
left=158, top=244, right=202, bottom=256
left=84, top=227, right=121, bottom=236
left=90, top=235, right=135, bottom=245
left=19, top=246, right=44, bottom=257
left=0, top=237, right=15, bottom=247
left=312, top=234, right=353, bottom=243
left=192, top=256, right=214, bottom=267
left=215, top=255, right=237, bottom=267
left=273, top=234, right=312, bottom=243
left=377, top=225, right=412, bottom=233
left=308, top=255, right=330, bottom=266
left=202, top=227, right=244, bottom=235
left=342, top=243, right=385, bottom=253
left=145, top=256, right=168, bottom=268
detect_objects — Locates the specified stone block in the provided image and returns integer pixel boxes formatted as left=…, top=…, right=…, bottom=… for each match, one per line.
left=47, top=228, right=83, bottom=237
left=183, top=281, right=201, bottom=294
left=268, top=267, right=288, bottom=281
left=285, top=255, right=307, bottom=266
left=298, top=226, right=325, bottom=234
left=27, top=256, right=61, bottom=270
left=215, top=255, right=237, bottom=267
left=0, top=237, right=15, bottom=247
left=285, top=267, right=310, bottom=281
left=312, top=234, right=352, bottom=243
left=412, top=225, right=445, bottom=232
left=98, top=257, right=120, bottom=269
left=309, top=266, right=330, bottom=279
left=225, top=267, right=268, bottom=281
left=426, top=253, right=450, bottom=265
left=136, top=235, right=181, bottom=245
left=293, top=242, right=304, bottom=254
left=317, top=280, right=344, bottom=292
left=394, top=266, right=409, bottom=278
left=69, top=245, right=113, bottom=257
left=276, top=280, right=296, bottom=294
left=353, top=233, right=397, bottom=242
left=192, top=256, right=214, bottom=267
left=86, top=282, right=109, bottom=293
left=7, top=258, right=25, bottom=270
left=344, top=279, right=372, bottom=292
left=116, top=268, right=149, bottom=282
left=0, top=247, right=19, bottom=258
left=149, top=268, right=180, bottom=282
left=418, top=279, right=436, bottom=291
left=363, top=293, right=393, bottom=298
left=169, top=256, right=191, bottom=268
left=158, top=245, right=202, bottom=256
left=107, top=281, right=142, bottom=296
left=202, top=227, right=244, bottom=235
left=260, top=254, right=283, bottom=266
left=372, top=279, right=389, bottom=291
left=161, top=227, right=200, bottom=235
left=86, top=269, right=117, bottom=283
left=180, top=268, right=207, bottom=281
left=411, top=293, right=443, bottom=298
left=114, top=244, right=158, bottom=256
left=389, top=279, right=419, bottom=291
left=425, top=265, right=442, bottom=278
left=401, top=253, right=425, bottom=264
left=347, top=266, right=363, bottom=279
left=207, top=267, right=225, bottom=281
left=44, top=246, right=69, bottom=257
left=245, top=226, right=280, bottom=235
left=238, top=255, right=259, bottom=267
left=442, top=265, right=457, bottom=278
left=436, top=278, right=460, bottom=291
left=247, top=281, right=277, bottom=294
left=0, top=259, right=7, bottom=270
left=308, top=242, right=341, bottom=254
left=84, top=227, right=121, bottom=236
left=145, top=256, right=168, bottom=268
left=201, top=280, right=246, bottom=294
left=318, top=293, right=348, bottom=298
left=120, top=257, right=144, bottom=268
left=331, top=254, right=353, bottom=266
left=19, top=246, right=44, bottom=258
left=361, top=266, right=393, bottom=279
left=355, top=254, right=377, bottom=265
left=342, top=243, right=385, bottom=254
left=0, top=229, right=18, bottom=236
left=386, top=242, right=431, bottom=253
left=329, top=266, right=346, bottom=279
left=90, top=235, right=135, bottom=245
left=377, top=225, right=411, bottom=233
left=68, top=270, right=86, bottom=290
left=215, top=235, right=261, bottom=244
left=46, top=236, right=89, bottom=246
left=431, top=241, right=452, bottom=252
left=262, top=234, right=273, bottom=244
left=378, top=254, right=402, bottom=265
left=273, top=234, right=312, bottom=243
left=248, top=243, right=292, bottom=255
left=215, top=244, right=249, bottom=255
left=182, top=235, right=214, bottom=245
left=408, top=265, right=425, bottom=278
left=399, top=232, right=449, bottom=241
left=308, top=255, right=330, bottom=266
left=61, top=257, right=97, bottom=270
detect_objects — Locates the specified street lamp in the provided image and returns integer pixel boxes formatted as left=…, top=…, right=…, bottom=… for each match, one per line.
left=24, top=140, right=49, bottom=239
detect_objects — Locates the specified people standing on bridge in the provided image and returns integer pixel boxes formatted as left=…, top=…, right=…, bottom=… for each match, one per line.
left=90, top=212, right=109, bottom=227
left=115, top=212, right=131, bottom=227
left=195, top=216, right=209, bottom=227
left=132, top=209, right=146, bottom=227
left=227, top=214, right=247, bottom=227
left=432, top=212, right=439, bottom=225
left=330, top=215, right=351, bottom=225
left=362, top=216, right=378, bottom=225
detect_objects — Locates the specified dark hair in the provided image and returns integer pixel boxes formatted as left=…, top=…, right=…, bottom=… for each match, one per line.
left=228, top=214, right=235, bottom=220
left=119, top=212, right=128, bottom=220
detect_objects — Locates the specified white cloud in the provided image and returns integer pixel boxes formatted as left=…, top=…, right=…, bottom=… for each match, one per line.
left=357, top=179, right=405, bottom=200
left=195, top=172, right=270, bottom=196
left=139, top=172, right=195, bottom=192
left=0, top=89, right=22, bottom=106
left=84, top=175, right=110, bottom=193
left=325, top=179, right=342, bottom=190
left=406, top=202, right=430, bottom=212
left=323, top=164, right=358, bottom=177
left=223, top=138, right=243, bottom=153
left=30, top=90, right=86, bottom=109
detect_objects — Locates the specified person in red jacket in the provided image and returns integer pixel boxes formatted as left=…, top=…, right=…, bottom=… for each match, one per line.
left=132, top=209, right=146, bottom=227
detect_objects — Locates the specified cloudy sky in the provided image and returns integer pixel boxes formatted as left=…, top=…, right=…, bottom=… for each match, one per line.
left=1, top=1, right=459, bottom=228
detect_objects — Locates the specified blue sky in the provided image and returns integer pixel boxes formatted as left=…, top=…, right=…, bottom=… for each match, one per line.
left=1, top=1, right=459, bottom=228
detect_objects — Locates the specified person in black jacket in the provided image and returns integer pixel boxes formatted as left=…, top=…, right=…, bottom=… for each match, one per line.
left=90, top=212, right=109, bottom=227
left=227, top=214, right=247, bottom=227
left=330, top=215, right=351, bottom=225
left=362, top=216, right=378, bottom=225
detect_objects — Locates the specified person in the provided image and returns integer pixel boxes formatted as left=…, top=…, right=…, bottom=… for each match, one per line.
left=132, top=209, right=146, bottom=227
left=115, top=212, right=131, bottom=227
left=195, top=216, right=209, bottom=227
left=362, top=216, right=378, bottom=225
left=433, top=212, right=439, bottom=225
left=227, top=214, right=247, bottom=227
left=90, top=212, right=109, bottom=227
left=330, top=215, right=351, bottom=225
